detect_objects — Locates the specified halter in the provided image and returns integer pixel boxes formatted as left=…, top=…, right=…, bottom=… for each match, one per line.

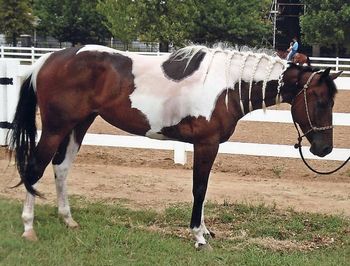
left=292, top=71, right=333, bottom=138
left=292, top=71, right=350, bottom=174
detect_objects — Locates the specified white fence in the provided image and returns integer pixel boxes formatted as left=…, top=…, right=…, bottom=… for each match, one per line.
left=1, top=46, right=350, bottom=74
left=0, top=54, right=349, bottom=165
left=310, top=56, right=350, bottom=74
left=0, top=46, right=166, bottom=63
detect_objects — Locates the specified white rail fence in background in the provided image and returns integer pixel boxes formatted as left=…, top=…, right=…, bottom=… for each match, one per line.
left=1, top=46, right=350, bottom=75
left=0, top=46, right=166, bottom=63
left=0, top=52, right=349, bottom=165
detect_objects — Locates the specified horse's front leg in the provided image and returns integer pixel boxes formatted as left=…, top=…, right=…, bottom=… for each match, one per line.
left=190, top=142, right=219, bottom=250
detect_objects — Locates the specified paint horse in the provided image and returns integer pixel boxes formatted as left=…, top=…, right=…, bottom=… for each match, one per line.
left=277, top=50, right=311, bottom=66
left=9, top=45, right=341, bottom=249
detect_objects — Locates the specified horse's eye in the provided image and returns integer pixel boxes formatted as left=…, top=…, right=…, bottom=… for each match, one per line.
left=317, top=100, right=333, bottom=109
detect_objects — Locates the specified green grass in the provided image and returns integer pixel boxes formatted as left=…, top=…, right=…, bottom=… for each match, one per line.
left=0, top=197, right=349, bottom=266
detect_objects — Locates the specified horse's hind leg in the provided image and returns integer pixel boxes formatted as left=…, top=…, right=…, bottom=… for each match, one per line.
left=21, top=130, right=73, bottom=241
left=52, top=114, right=96, bottom=228
left=52, top=133, right=80, bottom=228
left=21, top=189, right=37, bottom=241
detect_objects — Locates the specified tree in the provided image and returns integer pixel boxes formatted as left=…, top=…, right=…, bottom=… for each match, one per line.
left=97, top=0, right=138, bottom=49
left=96, top=0, right=272, bottom=52
left=300, top=0, right=350, bottom=56
left=0, top=0, right=34, bottom=46
left=191, top=0, right=271, bottom=47
left=33, top=0, right=111, bottom=46
left=135, top=0, right=199, bottom=52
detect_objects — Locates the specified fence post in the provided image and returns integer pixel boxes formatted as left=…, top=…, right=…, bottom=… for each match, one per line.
left=0, top=60, right=7, bottom=145
left=335, top=57, right=339, bottom=71
left=0, top=46, right=3, bottom=58
left=6, top=60, right=21, bottom=140
left=31, top=47, right=35, bottom=64
left=173, top=142, right=187, bottom=165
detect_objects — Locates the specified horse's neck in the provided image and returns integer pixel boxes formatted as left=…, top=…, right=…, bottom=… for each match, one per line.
left=226, top=52, right=286, bottom=115
left=235, top=79, right=284, bottom=116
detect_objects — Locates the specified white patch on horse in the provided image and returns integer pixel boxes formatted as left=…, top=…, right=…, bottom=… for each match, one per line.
left=192, top=226, right=207, bottom=248
left=76, top=45, right=287, bottom=138
left=53, top=132, right=80, bottom=227
left=28, top=52, right=53, bottom=91
left=21, top=185, right=38, bottom=240
left=22, top=189, right=35, bottom=232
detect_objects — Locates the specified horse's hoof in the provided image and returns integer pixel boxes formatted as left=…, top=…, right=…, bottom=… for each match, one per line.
left=22, top=229, right=38, bottom=241
left=196, top=243, right=213, bottom=251
left=65, top=218, right=80, bottom=229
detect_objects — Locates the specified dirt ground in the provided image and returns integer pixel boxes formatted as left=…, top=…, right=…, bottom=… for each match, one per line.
left=0, top=91, right=349, bottom=216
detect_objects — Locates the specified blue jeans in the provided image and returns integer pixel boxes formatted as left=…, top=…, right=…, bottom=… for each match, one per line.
left=287, top=50, right=296, bottom=61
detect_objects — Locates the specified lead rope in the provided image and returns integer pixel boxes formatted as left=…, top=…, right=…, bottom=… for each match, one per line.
left=293, top=121, right=350, bottom=175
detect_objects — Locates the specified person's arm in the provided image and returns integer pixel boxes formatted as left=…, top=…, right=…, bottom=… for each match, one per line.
left=292, top=42, right=298, bottom=51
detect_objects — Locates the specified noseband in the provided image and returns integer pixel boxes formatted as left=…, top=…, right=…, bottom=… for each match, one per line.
left=292, top=71, right=350, bottom=175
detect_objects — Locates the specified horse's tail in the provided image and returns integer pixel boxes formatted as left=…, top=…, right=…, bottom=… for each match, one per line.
left=8, top=74, right=39, bottom=195
left=7, top=53, right=52, bottom=196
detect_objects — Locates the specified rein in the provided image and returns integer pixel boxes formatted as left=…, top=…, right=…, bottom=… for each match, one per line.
left=292, top=71, right=350, bottom=175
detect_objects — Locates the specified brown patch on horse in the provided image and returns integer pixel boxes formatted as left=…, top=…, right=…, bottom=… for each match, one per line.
left=38, top=48, right=151, bottom=136
left=162, top=50, right=206, bottom=81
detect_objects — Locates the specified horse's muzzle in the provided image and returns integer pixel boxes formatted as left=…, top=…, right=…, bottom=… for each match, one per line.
left=310, top=143, right=333, bottom=157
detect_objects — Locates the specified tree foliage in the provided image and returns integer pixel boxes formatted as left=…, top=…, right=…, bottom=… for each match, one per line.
left=97, top=0, right=138, bottom=49
left=191, top=0, right=271, bottom=47
left=34, top=0, right=111, bottom=46
left=0, top=0, right=34, bottom=46
left=300, top=0, right=350, bottom=53
left=135, top=0, right=199, bottom=52
left=96, top=0, right=272, bottom=51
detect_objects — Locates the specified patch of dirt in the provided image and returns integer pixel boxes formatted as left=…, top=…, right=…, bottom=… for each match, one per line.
left=247, top=236, right=335, bottom=251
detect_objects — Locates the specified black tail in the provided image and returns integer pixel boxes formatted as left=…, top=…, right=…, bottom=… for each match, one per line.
left=7, top=75, right=40, bottom=196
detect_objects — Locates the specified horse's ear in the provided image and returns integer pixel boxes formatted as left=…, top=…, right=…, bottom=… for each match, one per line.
left=321, top=67, right=331, bottom=78
left=330, top=71, right=343, bottom=80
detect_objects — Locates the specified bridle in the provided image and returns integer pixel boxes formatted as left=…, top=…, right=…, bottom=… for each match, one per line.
left=291, top=71, right=350, bottom=175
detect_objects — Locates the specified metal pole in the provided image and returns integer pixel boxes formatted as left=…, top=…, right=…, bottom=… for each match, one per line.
left=272, top=0, right=277, bottom=49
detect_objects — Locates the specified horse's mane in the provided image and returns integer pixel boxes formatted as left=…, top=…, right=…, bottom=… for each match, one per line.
left=168, top=44, right=278, bottom=62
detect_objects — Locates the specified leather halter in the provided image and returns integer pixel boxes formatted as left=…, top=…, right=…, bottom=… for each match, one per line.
left=292, top=71, right=333, bottom=138
left=292, top=71, right=349, bottom=175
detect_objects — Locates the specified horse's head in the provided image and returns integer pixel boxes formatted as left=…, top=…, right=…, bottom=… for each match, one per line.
left=282, top=65, right=342, bottom=157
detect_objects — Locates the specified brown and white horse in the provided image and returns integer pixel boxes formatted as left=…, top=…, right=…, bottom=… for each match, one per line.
left=9, top=45, right=341, bottom=248
left=277, top=50, right=311, bottom=66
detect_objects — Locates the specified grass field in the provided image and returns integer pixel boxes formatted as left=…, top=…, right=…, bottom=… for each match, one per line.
left=1, top=197, right=349, bottom=266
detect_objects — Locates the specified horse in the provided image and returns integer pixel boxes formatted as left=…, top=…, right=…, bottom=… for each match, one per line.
left=8, top=44, right=341, bottom=249
left=276, top=50, right=311, bottom=66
